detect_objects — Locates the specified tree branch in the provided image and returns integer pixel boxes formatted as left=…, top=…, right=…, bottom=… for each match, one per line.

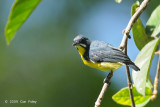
left=119, top=0, right=151, bottom=107
left=119, top=0, right=151, bottom=50
left=122, top=35, right=135, bottom=107
left=125, top=65, right=135, bottom=106
left=155, top=50, right=160, bottom=55
left=95, top=71, right=113, bottom=107
left=150, top=54, right=160, bottom=100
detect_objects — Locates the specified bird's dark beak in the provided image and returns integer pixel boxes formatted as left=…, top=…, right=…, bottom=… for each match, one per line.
left=72, top=41, right=78, bottom=46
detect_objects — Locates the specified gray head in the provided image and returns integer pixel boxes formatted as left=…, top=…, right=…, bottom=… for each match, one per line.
left=72, top=35, right=91, bottom=48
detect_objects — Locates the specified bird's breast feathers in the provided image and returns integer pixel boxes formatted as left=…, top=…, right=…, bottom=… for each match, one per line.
left=77, top=45, right=122, bottom=71
left=82, top=57, right=122, bottom=71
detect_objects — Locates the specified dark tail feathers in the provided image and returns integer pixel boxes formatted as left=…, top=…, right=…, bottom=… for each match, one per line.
left=128, top=63, right=140, bottom=71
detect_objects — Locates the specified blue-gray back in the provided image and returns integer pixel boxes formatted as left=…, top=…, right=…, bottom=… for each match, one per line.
left=89, top=41, right=131, bottom=63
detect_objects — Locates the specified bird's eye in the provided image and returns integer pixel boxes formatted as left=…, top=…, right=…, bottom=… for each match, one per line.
left=81, top=38, right=86, bottom=42
left=79, top=39, right=83, bottom=42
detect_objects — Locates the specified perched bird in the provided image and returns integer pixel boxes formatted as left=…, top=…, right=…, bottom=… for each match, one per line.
left=72, top=35, right=140, bottom=72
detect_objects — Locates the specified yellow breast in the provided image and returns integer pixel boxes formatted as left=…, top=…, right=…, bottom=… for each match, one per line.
left=77, top=46, right=122, bottom=72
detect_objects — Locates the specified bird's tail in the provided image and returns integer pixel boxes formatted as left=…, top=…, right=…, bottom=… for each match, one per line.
left=128, top=62, right=140, bottom=71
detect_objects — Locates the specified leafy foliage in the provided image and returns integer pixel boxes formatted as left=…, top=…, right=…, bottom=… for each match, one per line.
left=131, top=1, right=152, bottom=50
left=115, top=2, right=160, bottom=106
left=132, top=38, right=160, bottom=96
left=146, top=5, right=160, bottom=37
left=5, top=0, right=42, bottom=45
left=112, top=86, right=152, bottom=106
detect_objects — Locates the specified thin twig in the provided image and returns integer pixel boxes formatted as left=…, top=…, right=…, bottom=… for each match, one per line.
left=155, top=50, right=160, bottom=55
left=119, top=0, right=151, bottom=50
left=95, top=71, right=113, bottom=107
left=125, top=65, right=135, bottom=107
left=150, top=55, right=160, bottom=100
left=123, top=38, right=135, bottom=107
left=119, top=0, right=151, bottom=107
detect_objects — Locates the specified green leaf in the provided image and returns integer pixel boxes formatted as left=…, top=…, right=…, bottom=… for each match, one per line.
left=5, top=0, right=42, bottom=45
left=146, top=74, right=153, bottom=89
left=112, top=86, right=152, bottom=106
left=132, top=38, right=160, bottom=96
left=146, top=5, right=160, bottom=37
left=131, top=1, right=152, bottom=50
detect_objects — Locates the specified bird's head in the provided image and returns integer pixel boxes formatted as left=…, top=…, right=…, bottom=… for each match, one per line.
left=72, top=35, right=90, bottom=48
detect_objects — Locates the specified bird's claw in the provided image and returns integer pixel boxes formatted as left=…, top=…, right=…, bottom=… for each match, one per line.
left=103, top=78, right=111, bottom=86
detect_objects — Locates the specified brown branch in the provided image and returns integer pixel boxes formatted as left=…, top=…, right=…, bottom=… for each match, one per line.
left=150, top=55, right=160, bottom=100
left=119, top=0, right=151, bottom=50
left=123, top=36, right=135, bottom=107
left=95, top=71, right=113, bottom=107
left=155, top=50, right=160, bottom=55
left=119, top=0, right=151, bottom=107
left=125, top=65, right=135, bottom=106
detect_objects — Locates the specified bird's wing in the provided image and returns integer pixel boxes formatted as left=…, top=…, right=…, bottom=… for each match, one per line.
left=89, top=41, right=131, bottom=64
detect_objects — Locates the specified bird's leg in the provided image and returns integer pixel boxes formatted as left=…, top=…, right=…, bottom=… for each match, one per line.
left=103, top=70, right=113, bottom=86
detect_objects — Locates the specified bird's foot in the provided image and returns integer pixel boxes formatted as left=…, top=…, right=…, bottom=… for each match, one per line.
left=103, top=78, right=111, bottom=86
left=103, top=71, right=113, bottom=86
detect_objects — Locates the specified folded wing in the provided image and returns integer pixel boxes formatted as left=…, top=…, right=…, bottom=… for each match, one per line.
left=89, top=41, right=140, bottom=71
left=89, top=41, right=131, bottom=64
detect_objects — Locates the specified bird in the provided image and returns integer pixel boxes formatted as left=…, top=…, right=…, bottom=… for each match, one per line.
left=72, top=35, right=140, bottom=72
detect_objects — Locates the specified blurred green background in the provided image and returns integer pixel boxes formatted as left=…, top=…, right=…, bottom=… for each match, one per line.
left=0, top=0, right=159, bottom=107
